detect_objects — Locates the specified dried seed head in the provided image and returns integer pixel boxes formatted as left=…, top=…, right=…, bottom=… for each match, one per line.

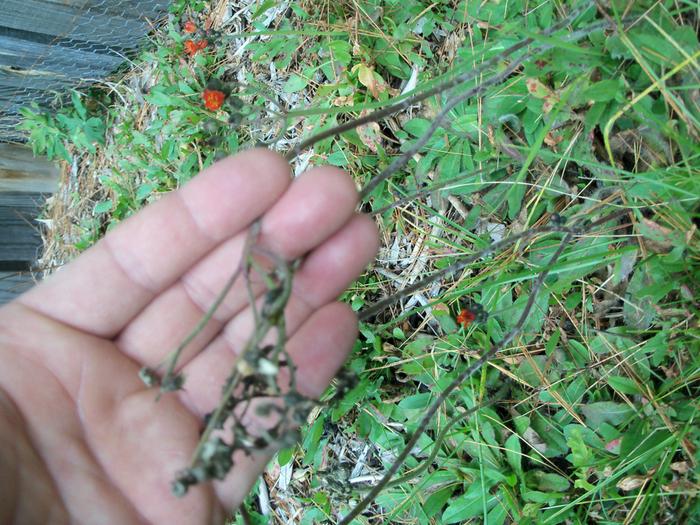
left=138, top=366, right=160, bottom=387
left=161, top=373, right=185, bottom=392
left=257, top=358, right=279, bottom=376
left=550, top=213, right=566, bottom=226
left=236, top=358, right=255, bottom=376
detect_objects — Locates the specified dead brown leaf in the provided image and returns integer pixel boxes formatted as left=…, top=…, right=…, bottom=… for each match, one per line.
left=332, top=95, right=354, bottom=106
left=640, top=218, right=676, bottom=252
left=617, top=475, right=649, bottom=491
left=357, top=120, right=382, bottom=152
left=352, top=63, right=387, bottom=99
left=671, top=461, right=690, bottom=474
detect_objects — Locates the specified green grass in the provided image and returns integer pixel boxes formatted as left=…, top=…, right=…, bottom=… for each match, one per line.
left=21, top=0, right=700, bottom=523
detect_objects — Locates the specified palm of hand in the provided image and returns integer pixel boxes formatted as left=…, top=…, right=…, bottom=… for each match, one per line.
left=0, top=151, right=378, bottom=524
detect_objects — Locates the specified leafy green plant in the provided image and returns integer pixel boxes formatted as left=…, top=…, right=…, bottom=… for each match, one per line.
left=19, top=91, right=106, bottom=161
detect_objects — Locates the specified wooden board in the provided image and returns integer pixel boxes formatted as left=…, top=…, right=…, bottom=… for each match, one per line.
left=40, top=0, right=169, bottom=21
left=0, top=192, right=47, bottom=266
left=0, top=30, right=123, bottom=72
left=0, top=144, right=59, bottom=193
left=1, top=0, right=154, bottom=48
left=0, top=271, right=35, bottom=304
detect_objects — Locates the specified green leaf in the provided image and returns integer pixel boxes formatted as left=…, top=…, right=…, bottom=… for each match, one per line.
left=582, top=79, right=623, bottom=102
left=581, top=402, right=634, bottom=427
left=403, top=118, right=432, bottom=137
left=276, top=447, right=293, bottom=467
left=607, top=375, right=640, bottom=395
left=71, top=91, right=87, bottom=120
left=526, top=470, right=571, bottom=492
left=442, top=484, right=494, bottom=523
left=452, top=105, right=479, bottom=136
left=302, top=413, right=326, bottom=465
left=505, top=433, right=523, bottom=476
left=146, top=88, right=186, bottom=108
left=331, top=377, right=374, bottom=421
left=508, top=289, right=550, bottom=342
left=327, top=40, right=351, bottom=67
left=93, top=200, right=113, bottom=214
left=566, top=427, right=592, bottom=467
left=397, top=393, right=431, bottom=411
left=283, top=74, right=309, bottom=93
left=487, top=501, right=508, bottom=525
left=136, top=182, right=155, bottom=201
left=250, top=0, right=276, bottom=20
left=623, top=295, right=656, bottom=331
left=424, top=486, right=454, bottom=518
left=392, top=326, right=405, bottom=340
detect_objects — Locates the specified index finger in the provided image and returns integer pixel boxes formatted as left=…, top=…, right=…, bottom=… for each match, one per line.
left=19, top=149, right=292, bottom=337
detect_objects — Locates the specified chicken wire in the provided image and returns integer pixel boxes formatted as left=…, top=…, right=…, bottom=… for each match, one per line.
left=0, top=0, right=170, bottom=142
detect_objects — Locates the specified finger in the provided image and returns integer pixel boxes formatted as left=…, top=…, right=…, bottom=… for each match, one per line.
left=19, top=149, right=292, bottom=337
left=116, top=166, right=360, bottom=368
left=177, top=214, right=378, bottom=415
left=208, top=302, right=359, bottom=509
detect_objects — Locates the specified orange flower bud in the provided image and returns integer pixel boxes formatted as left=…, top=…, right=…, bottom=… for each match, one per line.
left=184, top=39, right=199, bottom=56
left=183, top=20, right=197, bottom=33
left=202, top=89, right=226, bottom=111
left=456, top=308, right=475, bottom=328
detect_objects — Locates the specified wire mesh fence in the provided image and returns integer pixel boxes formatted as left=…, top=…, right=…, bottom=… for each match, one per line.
left=0, top=0, right=170, bottom=143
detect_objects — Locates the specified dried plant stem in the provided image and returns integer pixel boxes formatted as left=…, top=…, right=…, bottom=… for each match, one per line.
left=139, top=221, right=261, bottom=393
left=359, top=18, right=619, bottom=200
left=170, top=249, right=304, bottom=496
left=136, top=3, right=639, bottom=514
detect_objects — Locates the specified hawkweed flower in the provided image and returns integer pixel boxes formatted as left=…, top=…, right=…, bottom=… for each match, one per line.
left=184, top=39, right=199, bottom=56
left=184, top=39, right=208, bottom=56
left=456, top=308, right=476, bottom=328
left=202, top=89, right=226, bottom=111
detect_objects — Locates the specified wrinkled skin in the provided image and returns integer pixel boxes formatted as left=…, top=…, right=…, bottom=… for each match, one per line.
left=0, top=150, right=378, bottom=524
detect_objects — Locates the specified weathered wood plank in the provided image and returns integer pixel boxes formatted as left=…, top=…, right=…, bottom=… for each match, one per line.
left=0, top=192, right=47, bottom=264
left=1, top=0, right=155, bottom=48
left=0, top=32, right=123, bottom=72
left=0, top=144, right=59, bottom=193
left=0, top=271, right=35, bottom=304
left=0, top=69, right=74, bottom=92
left=40, top=0, right=169, bottom=20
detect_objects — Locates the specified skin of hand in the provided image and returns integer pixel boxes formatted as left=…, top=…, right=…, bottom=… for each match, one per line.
left=0, top=149, right=379, bottom=525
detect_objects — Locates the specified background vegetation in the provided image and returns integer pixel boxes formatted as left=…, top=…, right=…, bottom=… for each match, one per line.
left=20, top=0, right=699, bottom=523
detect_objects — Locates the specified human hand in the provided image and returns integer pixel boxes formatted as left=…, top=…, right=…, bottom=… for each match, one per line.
left=0, top=150, right=379, bottom=524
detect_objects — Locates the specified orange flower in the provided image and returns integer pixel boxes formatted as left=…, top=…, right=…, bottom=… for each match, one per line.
left=184, top=39, right=208, bottom=56
left=183, top=20, right=197, bottom=33
left=184, top=39, right=199, bottom=56
left=456, top=308, right=475, bottom=328
left=202, top=89, right=226, bottom=110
